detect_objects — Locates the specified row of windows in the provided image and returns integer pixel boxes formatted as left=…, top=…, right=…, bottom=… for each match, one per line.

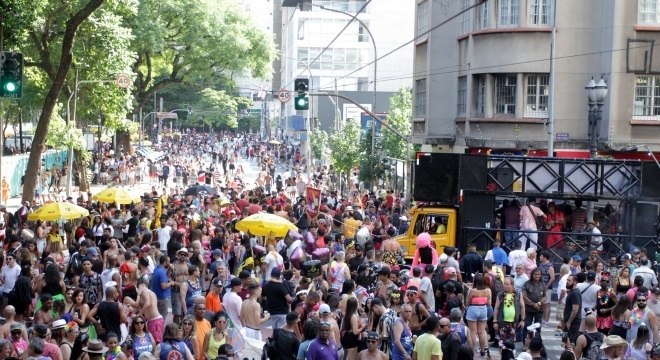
left=415, top=73, right=660, bottom=121
left=296, top=47, right=368, bottom=71
left=298, top=18, right=370, bottom=43
left=457, top=0, right=550, bottom=35
left=415, top=73, right=549, bottom=119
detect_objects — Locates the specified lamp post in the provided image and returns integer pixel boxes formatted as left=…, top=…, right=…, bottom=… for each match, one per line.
left=314, top=4, right=378, bottom=158
left=585, top=77, right=608, bottom=159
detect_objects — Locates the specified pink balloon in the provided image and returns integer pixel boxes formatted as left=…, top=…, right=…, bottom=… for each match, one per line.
left=253, top=245, right=266, bottom=256
left=311, top=248, right=330, bottom=265
left=287, top=230, right=302, bottom=240
left=304, top=231, right=316, bottom=254
left=290, top=247, right=306, bottom=270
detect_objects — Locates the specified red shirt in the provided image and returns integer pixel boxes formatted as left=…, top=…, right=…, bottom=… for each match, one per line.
left=236, top=199, right=249, bottom=211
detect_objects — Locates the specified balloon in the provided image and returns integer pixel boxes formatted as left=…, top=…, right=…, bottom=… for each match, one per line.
left=290, top=247, right=306, bottom=270
left=287, top=230, right=302, bottom=240
left=302, top=259, right=322, bottom=278
left=311, top=248, right=330, bottom=265
left=303, top=231, right=316, bottom=254
left=253, top=245, right=266, bottom=256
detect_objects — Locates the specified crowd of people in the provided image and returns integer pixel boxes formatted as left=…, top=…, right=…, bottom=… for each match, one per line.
left=1, top=131, right=660, bottom=360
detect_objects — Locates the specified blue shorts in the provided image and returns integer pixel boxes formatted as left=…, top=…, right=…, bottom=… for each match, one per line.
left=466, top=304, right=488, bottom=321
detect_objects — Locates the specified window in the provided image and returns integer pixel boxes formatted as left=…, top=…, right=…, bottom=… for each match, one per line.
left=495, top=74, right=517, bottom=115
left=476, top=1, right=489, bottom=29
left=357, top=77, right=369, bottom=91
left=298, top=19, right=306, bottom=40
left=525, top=74, right=549, bottom=118
left=639, top=0, right=660, bottom=25
left=634, top=75, right=660, bottom=118
left=475, top=75, right=486, bottom=116
left=457, top=76, right=467, bottom=116
left=417, top=0, right=430, bottom=36
left=358, top=22, right=370, bottom=42
left=460, top=0, right=471, bottom=34
left=413, top=214, right=449, bottom=235
left=296, top=47, right=361, bottom=70
left=529, top=0, right=551, bottom=25
left=415, top=78, right=427, bottom=118
left=499, top=0, right=519, bottom=26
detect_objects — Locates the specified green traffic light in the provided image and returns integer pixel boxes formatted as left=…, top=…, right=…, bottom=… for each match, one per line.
left=295, top=94, right=309, bottom=110
left=4, top=82, right=17, bottom=92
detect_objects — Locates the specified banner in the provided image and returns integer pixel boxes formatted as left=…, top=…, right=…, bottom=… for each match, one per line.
left=306, top=186, right=321, bottom=212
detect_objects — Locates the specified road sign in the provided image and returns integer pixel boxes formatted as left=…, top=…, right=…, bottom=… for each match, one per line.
left=277, top=89, right=291, bottom=103
left=115, top=74, right=131, bottom=89
left=156, top=112, right=178, bottom=119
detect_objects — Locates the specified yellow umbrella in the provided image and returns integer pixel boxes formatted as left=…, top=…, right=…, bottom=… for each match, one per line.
left=269, top=140, right=282, bottom=145
left=93, top=187, right=141, bottom=205
left=235, top=213, right=298, bottom=237
left=215, top=197, right=232, bottom=208
left=28, top=202, right=90, bottom=222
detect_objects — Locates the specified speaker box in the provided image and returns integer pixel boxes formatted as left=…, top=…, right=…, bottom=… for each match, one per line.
left=641, top=162, right=660, bottom=198
left=413, top=153, right=459, bottom=203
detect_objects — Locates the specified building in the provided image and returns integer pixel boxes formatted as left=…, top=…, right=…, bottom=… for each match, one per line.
left=413, top=0, right=660, bottom=158
left=275, top=0, right=414, bottom=134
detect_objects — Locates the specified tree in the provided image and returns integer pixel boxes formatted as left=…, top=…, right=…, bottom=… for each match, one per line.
left=22, top=0, right=107, bottom=202
left=328, top=119, right=362, bottom=180
left=382, top=86, right=412, bottom=159
left=310, top=129, right=329, bottom=161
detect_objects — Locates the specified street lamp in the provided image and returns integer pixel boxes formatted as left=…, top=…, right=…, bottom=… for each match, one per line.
left=585, top=77, right=608, bottom=159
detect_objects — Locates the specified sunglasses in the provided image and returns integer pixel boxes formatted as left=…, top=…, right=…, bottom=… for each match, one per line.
left=135, top=321, right=145, bottom=325
left=440, top=324, right=450, bottom=328
left=183, top=322, right=192, bottom=325
left=407, top=293, right=416, bottom=297
left=367, top=340, right=378, bottom=344
left=638, top=299, right=648, bottom=302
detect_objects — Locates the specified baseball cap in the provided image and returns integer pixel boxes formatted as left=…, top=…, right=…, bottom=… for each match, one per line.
left=87, top=248, right=99, bottom=256
left=366, top=332, right=379, bottom=341
left=177, top=248, right=189, bottom=254
left=239, top=270, right=251, bottom=280
left=271, top=268, right=282, bottom=277
left=141, top=245, right=150, bottom=253
left=230, top=278, right=242, bottom=287
left=439, top=254, right=448, bottom=263
left=34, top=324, right=49, bottom=337
left=319, top=304, right=331, bottom=314
left=444, top=267, right=457, bottom=276
left=587, top=271, right=597, bottom=281
left=10, top=323, right=22, bottom=332
left=212, top=249, right=222, bottom=257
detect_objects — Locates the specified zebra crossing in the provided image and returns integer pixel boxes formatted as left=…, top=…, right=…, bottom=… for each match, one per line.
left=474, top=303, right=567, bottom=360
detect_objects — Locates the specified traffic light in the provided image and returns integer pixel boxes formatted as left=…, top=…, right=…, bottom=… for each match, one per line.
left=294, top=78, right=309, bottom=110
left=0, top=52, right=23, bottom=99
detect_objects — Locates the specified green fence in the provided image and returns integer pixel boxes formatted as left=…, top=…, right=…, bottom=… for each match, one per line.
left=4, top=150, right=68, bottom=197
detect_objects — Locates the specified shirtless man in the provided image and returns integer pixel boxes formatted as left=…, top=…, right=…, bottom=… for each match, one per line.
left=34, top=294, right=55, bottom=326
left=124, top=275, right=165, bottom=343
left=358, top=332, right=388, bottom=360
left=0, top=306, right=27, bottom=341
left=121, top=250, right=139, bottom=301
left=240, top=283, right=271, bottom=340
left=406, top=286, right=430, bottom=337
left=171, top=248, right=190, bottom=324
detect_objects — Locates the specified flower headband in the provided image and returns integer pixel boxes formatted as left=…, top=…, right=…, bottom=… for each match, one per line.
left=65, top=321, right=79, bottom=333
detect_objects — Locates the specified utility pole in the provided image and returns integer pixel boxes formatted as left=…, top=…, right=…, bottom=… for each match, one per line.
left=158, top=97, right=163, bottom=144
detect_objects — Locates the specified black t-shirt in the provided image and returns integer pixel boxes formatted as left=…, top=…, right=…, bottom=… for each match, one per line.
left=126, top=217, right=139, bottom=237
left=348, top=255, right=365, bottom=273
left=564, top=287, right=582, bottom=324
left=262, top=280, right=290, bottom=315
left=273, top=329, right=299, bottom=360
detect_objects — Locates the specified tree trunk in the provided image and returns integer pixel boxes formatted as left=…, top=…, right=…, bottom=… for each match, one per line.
left=22, top=0, right=105, bottom=203
left=74, top=149, right=90, bottom=193
left=117, top=129, right=133, bottom=155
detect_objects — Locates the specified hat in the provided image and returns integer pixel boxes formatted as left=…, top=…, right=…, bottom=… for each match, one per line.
left=239, top=270, right=251, bottom=280
left=189, top=204, right=197, bottom=209
left=10, top=323, right=22, bottom=332
left=439, top=254, right=449, bottom=263
left=366, top=331, right=379, bottom=341
left=400, top=216, right=408, bottom=221
left=600, top=335, right=627, bottom=349
left=271, top=267, right=282, bottom=277
left=345, top=206, right=353, bottom=211
left=141, top=245, right=150, bottom=253
left=621, top=253, right=631, bottom=261
left=34, top=324, right=48, bottom=337
left=516, top=353, right=533, bottom=360
left=587, top=271, right=597, bottom=281
left=212, top=249, right=223, bottom=257
left=87, top=247, right=99, bottom=256
left=177, top=248, right=189, bottom=254
left=51, top=319, right=67, bottom=330
left=653, top=287, right=660, bottom=295
left=286, top=312, right=300, bottom=323
left=571, top=254, right=582, bottom=262
left=230, top=277, right=242, bottom=287
left=444, top=267, right=457, bottom=276
left=84, top=339, right=109, bottom=354
left=319, top=304, right=331, bottom=314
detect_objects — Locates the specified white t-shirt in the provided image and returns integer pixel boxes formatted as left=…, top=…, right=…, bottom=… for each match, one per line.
left=222, top=291, right=243, bottom=330
left=1, top=264, right=21, bottom=294
left=156, top=226, right=172, bottom=251
left=419, top=277, right=435, bottom=312
left=264, top=251, right=283, bottom=281
left=508, top=249, right=528, bottom=275
left=576, top=282, right=600, bottom=316
left=557, top=273, right=569, bottom=304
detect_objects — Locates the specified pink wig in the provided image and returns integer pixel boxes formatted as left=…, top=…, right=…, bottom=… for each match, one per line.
left=417, top=232, right=432, bottom=248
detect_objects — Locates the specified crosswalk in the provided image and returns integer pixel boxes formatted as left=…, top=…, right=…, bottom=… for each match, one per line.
left=475, top=303, right=567, bottom=360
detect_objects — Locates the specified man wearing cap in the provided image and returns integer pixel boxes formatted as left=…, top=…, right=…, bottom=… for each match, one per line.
left=357, top=331, right=387, bottom=360
left=240, top=281, right=270, bottom=340
left=318, top=303, right=341, bottom=356
left=222, top=277, right=244, bottom=330
left=306, top=320, right=338, bottom=360
left=33, top=323, right=63, bottom=360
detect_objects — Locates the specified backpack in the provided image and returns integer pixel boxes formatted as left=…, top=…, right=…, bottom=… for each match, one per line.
left=262, top=330, right=278, bottom=360
left=449, top=323, right=468, bottom=345
left=583, top=332, right=604, bottom=360
left=489, top=272, right=505, bottom=298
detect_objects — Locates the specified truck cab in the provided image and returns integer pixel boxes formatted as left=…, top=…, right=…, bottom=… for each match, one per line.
left=396, top=205, right=457, bottom=259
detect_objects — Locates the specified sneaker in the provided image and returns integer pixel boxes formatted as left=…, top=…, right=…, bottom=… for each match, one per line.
left=542, top=320, right=550, bottom=327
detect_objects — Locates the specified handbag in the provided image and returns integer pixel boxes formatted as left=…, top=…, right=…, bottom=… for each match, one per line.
left=527, top=205, right=544, bottom=229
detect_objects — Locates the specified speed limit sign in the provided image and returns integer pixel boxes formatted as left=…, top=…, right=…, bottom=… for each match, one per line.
left=277, top=89, right=291, bottom=103
left=115, top=74, right=131, bottom=89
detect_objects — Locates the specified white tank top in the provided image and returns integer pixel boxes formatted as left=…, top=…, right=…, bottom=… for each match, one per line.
left=100, top=267, right=121, bottom=301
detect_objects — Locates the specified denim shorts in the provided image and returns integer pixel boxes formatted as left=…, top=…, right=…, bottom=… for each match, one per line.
left=466, top=304, right=488, bottom=321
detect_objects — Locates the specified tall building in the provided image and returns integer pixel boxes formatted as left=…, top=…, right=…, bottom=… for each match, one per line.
left=275, top=0, right=414, bottom=134
left=413, top=0, right=660, bottom=157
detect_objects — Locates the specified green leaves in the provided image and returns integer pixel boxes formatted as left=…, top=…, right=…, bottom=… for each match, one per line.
left=328, top=119, right=363, bottom=175
left=382, top=86, right=412, bottom=159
